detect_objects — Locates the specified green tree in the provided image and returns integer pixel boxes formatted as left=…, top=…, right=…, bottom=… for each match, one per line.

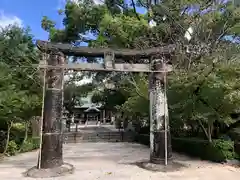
left=64, top=80, right=94, bottom=117
left=0, top=25, right=41, bottom=154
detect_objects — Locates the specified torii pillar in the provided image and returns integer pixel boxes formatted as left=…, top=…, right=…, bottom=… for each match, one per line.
left=40, top=51, right=65, bottom=169
left=149, top=59, right=172, bottom=164
left=25, top=51, right=74, bottom=178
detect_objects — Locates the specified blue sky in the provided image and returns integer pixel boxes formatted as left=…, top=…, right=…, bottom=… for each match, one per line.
left=0, top=0, right=66, bottom=40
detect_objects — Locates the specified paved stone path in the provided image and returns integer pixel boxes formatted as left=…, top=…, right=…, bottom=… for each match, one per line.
left=0, top=142, right=239, bottom=180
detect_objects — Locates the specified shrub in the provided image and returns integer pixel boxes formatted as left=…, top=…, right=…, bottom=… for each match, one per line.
left=11, top=123, right=25, bottom=145
left=135, top=134, right=237, bottom=162
left=7, top=140, right=18, bottom=156
left=172, top=138, right=236, bottom=162
left=31, top=137, right=40, bottom=149
left=135, top=134, right=150, bottom=146
left=20, top=140, right=34, bottom=152
left=20, top=137, right=40, bottom=153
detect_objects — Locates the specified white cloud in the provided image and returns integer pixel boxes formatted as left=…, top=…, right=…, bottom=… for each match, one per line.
left=0, top=11, right=23, bottom=28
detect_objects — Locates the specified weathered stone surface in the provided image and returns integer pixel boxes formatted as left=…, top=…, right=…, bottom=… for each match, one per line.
left=150, top=130, right=172, bottom=163
left=149, top=59, right=172, bottom=164
left=40, top=51, right=65, bottom=169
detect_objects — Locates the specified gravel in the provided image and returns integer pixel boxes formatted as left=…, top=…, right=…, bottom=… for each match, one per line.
left=0, top=142, right=239, bottom=180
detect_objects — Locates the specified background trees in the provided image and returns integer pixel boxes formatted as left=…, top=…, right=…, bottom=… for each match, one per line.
left=0, top=26, right=41, bottom=155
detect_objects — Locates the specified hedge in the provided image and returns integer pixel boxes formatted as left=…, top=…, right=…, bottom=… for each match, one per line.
left=172, top=137, right=237, bottom=162
left=135, top=134, right=150, bottom=146
left=135, top=134, right=238, bottom=162
left=6, top=137, right=40, bottom=155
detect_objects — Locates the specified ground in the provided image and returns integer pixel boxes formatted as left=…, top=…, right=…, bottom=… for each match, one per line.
left=0, top=142, right=239, bottom=180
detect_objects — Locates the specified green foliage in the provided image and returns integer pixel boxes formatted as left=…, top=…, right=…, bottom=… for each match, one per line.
left=41, top=16, right=56, bottom=32
left=172, top=138, right=237, bottom=162
left=0, top=26, right=41, bottom=123
left=64, top=81, right=94, bottom=116
left=6, top=140, right=18, bottom=156
left=115, top=73, right=149, bottom=118
left=92, top=89, right=126, bottom=110
left=168, top=46, right=240, bottom=141
left=96, top=14, right=148, bottom=48
left=11, top=123, right=26, bottom=145
left=20, top=137, right=40, bottom=153
left=4, top=137, right=40, bottom=155
left=135, top=134, right=238, bottom=162
left=12, top=123, right=25, bottom=130
left=0, top=25, right=41, bottom=155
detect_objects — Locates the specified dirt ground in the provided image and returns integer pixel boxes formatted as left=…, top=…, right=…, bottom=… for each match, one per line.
left=0, top=142, right=239, bottom=180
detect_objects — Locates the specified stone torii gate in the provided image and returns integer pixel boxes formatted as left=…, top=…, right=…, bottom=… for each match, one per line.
left=28, top=40, right=175, bottom=177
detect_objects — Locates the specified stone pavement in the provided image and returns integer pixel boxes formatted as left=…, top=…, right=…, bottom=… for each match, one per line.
left=0, top=142, right=239, bottom=180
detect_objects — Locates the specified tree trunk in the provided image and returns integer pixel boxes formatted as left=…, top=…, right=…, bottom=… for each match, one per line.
left=197, top=119, right=210, bottom=141
left=39, top=51, right=65, bottom=169
left=3, top=121, right=13, bottom=154
left=207, top=122, right=213, bottom=143
left=149, top=59, right=172, bottom=164
left=19, top=122, right=29, bottom=152
left=31, top=116, right=40, bottom=138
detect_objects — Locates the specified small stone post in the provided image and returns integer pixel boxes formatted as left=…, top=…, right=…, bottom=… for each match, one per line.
left=149, top=59, right=172, bottom=164
left=40, top=51, right=65, bottom=169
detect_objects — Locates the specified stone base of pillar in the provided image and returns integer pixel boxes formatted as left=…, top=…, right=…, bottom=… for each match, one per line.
left=24, top=163, right=74, bottom=178
left=150, top=155, right=173, bottom=164
left=137, top=160, right=186, bottom=172
left=150, top=130, right=172, bottom=164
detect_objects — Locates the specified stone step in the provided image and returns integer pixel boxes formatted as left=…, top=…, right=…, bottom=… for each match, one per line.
left=63, top=131, right=135, bottom=143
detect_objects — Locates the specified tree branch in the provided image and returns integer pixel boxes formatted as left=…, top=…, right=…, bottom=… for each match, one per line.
left=137, top=0, right=148, bottom=8
left=131, top=0, right=140, bottom=20
left=197, top=118, right=210, bottom=141
left=128, top=75, right=147, bottom=99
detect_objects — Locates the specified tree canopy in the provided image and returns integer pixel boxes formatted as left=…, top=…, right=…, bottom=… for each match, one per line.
left=0, top=25, right=42, bottom=154
left=0, top=26, right=41, bottom=123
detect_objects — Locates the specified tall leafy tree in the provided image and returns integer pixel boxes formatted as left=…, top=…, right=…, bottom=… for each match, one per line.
left=0, top=25, right=41, bottom=154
